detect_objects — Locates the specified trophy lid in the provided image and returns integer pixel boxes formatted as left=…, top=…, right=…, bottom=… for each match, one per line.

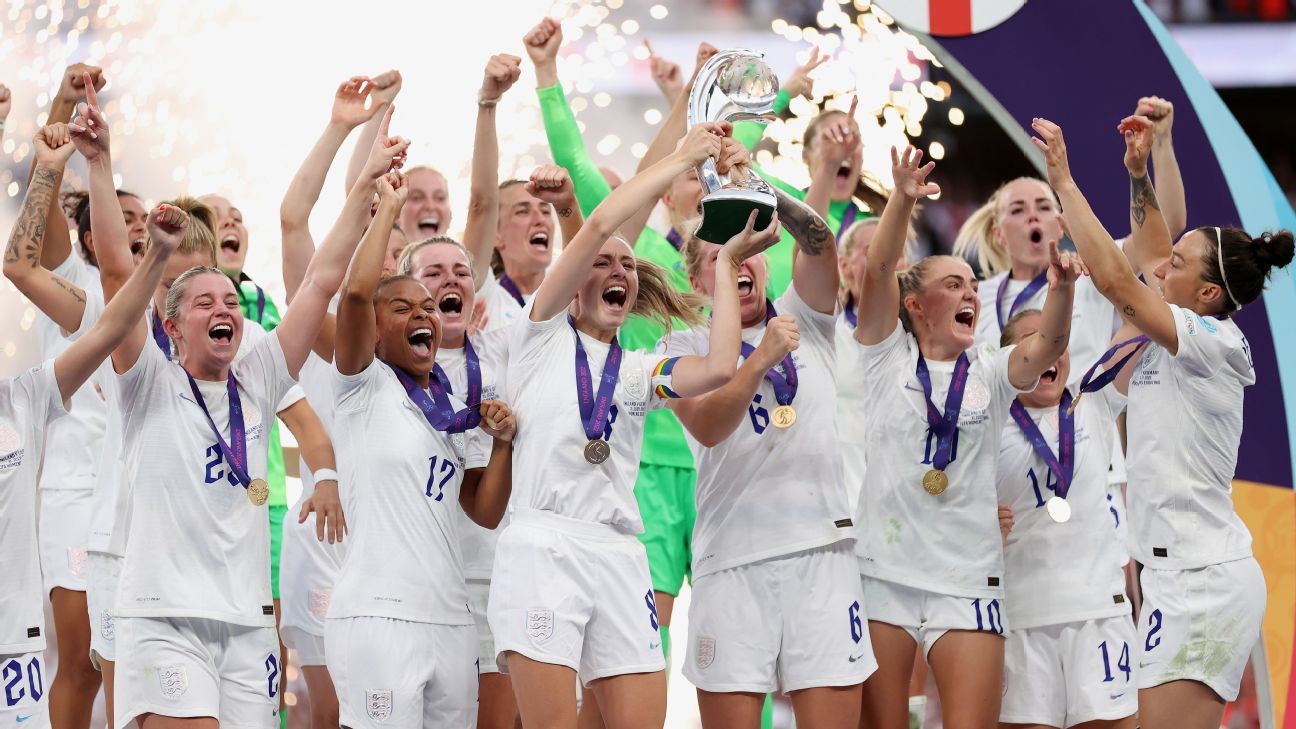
left=689, top=49, right=780, bottom=126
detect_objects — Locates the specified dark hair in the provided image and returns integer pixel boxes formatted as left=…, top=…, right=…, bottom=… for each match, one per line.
left=61, top=189, right=141, bottom=257
left=1000, top=308, right=1042, bottom=348
left=1200, top=227, right=1295, bottom=313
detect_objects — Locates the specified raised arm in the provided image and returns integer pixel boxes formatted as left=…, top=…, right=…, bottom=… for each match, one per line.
left=772, top=184, right=837, bottom=313
left=335, top=174, right=407, bottom=377
left=803, top=97, right=858, bottom=218
left=343, top=69, right=401, bottom=194
left=69, top=76, right=133, bottom=301
left=1139, top=96, right=1186, bottom=238
left=529, top=123, right=723, bottom=322
left=0, top=83, right=10, bottom=143
left=106, top=206, right=187, bottom=375
left=463, top=54, right=520, bottom=287
left=281, top=76, right=386, bottom=300
left=525, top=165, right=585, bottom=250
left=34, top=66, right=102, bottom=272
left=1032, top=117, right=1178, bottom=351
left=280, top=400, right=345, bottom=544
left=1119, top=114, right=1173, bottom=281
left=3, top=125, right=87, bottom=332
left=855, top=146, right=937, bottom=346
left=1007, top=241, right=1079, bottom=389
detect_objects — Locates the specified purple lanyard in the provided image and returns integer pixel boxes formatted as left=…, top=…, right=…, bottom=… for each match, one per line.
left=384, top=360, right=482, bottom=434
left=1077, top=335, right=1150, bottom=395
left=666, top=228, right=685, bottom=252
left=570, top=317, right=623, bottom=443
left=915, top=352, right=971, bottom=472
left=1009, top=390, right=1076, bottom=498
left=499, top=274, right=526, bottom=307
left=842, top=294, right=857, bottom=328
left=185, top=372, right=253, bottom=490
left=431, top=337, right=483, bottom=407
left=835, top=204, right=859, bottom=245
left=995, top=272, right=1049, bottom=330
left=741, top=300, right=798, bottom=407
left=151, top=311, right=171, bottom=360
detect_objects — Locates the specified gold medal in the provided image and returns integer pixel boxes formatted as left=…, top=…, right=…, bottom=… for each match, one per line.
left=771, top=405, right=796, bottom=429
left=1066, top=393, right=1082, bottom=416
left=583, top=440, right=610, bottom=465
left=247, top=478, right=270, bottom=507
left=922, top=468, right=948, bottom=496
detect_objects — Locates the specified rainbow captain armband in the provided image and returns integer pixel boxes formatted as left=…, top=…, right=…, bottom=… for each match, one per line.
left=652, top=357, right=683, bottom=399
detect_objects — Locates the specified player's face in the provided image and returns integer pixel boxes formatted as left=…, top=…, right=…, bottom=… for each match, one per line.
left=154, top=252, right=218, bottom=317
left=1155, top=229, right=1222, bottom=313
left=166, top=271, right=243, bottom=370
left=840, top=222, right=880, bottom=293
left=496, top=184, right=555, bottom=275
left=202, top=195, right=249, bottom=276
left=410, top=244, right=475, bottom=346
left=375, top=278, right=440, bottom=375
left=383, top=229, right=409, bottom=276
left=575, top=237, right=638, bottom=332
left=1009, top=313, right=1072, bottom=407
left=662, top=168, right=705, bottom=221
left=995, top=179, right=1060, bottom=275
left=906, top=257, right=980, bottom=352
left=689, top=240, right=768, bottom=327
left=803, top=111, right=864, bottom=202
left=120, top=194, right=149, bottom=261
left=401, top=169, right=452, bottom=239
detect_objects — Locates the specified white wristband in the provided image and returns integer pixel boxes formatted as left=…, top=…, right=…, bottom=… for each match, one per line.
left=312, top=468, right=339, bottom=485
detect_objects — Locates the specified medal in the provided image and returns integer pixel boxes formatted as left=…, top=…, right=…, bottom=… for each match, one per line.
left=1066, top=392, right=1082, bottom=415
left=1072, top=334, right=1152, bottom=412
left=583, top=440, right=611, bottom=465
left=385, top=341, right=483, bottom=434
left=571, top=317, right=623, bottom=467
left=923, top=468, right=949, bottom=495
left=772, top=405, right=796, bottom=428
left=915, top=353, right=971, bottom=495
left=994, top=271, right=1048, bottom=330
left=247, top=478, right=269, bottom=506
left=1046, top=495, right=1072, bottom=523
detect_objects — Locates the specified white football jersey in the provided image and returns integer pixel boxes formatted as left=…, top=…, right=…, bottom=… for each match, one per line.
left=327, top=360, right=489, bottom=625
left=437, top=326, right=511, bottom=580
left=1126, top=305, right=1255, bottom=570
left=836, top=312, right=868, bottom=512
left=477, top=275, right=528, bottom=333
left=506, top=305, right=679, bottom=533
left=35, top=251, right=106, bottom=491
left=0, top=362, right=68, bottom=652
left=851, top=325, right=1027, bottom=599
left=663, top=287, right=854, bottom=579
left=974, top=271, right=1115, bottom=388
left=114, top=333, right=295, bottom=626
left=996, top=387, right=1130, bottom=629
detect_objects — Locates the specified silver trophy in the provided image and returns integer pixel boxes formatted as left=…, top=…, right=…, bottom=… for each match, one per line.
left=687, top=49, right=780, bottom=243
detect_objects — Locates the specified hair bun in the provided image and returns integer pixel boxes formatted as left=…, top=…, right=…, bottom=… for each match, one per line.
left=1254, top=230, right=1295, bottom=272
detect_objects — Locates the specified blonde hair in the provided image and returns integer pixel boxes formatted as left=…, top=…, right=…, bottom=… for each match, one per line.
left=629, top=255, right=706, bottom=331
left=839, top=218, right=881, bottom=258
left=146, top=196, right=218, bottom=265
left=897, top=254, right=964, bottom=334
left=953, top=177, right=1055, bottom=278
left=163, top=265, right=228, bottom=324
left=396, top=236, right=468, bottom=276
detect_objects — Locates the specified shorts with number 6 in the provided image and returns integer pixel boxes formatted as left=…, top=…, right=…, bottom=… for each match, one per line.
left=0, top=652, right=50, bottom=729
left=1000, top=616, right=1138, bottom=726
left=487, top=510, right=665, bottom=685
left=114, top=616, right=281, bottom=729
left=861, top=575, right=1007, bottom=658
left=684, top=540, right=874, bottom=693
left=1135, top=557, right=1265, bottom=701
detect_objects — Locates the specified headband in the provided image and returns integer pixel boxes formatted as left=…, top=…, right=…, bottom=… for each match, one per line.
left=1214, top=226, right=1242, bottom=312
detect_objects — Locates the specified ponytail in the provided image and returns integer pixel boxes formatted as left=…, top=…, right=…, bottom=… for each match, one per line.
left=1201, top=226, right=1295, bottom=313
left=631, top=256, right=706, bottom=332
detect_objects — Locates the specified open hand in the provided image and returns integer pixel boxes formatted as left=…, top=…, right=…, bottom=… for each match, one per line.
left=525, top=164, right=576, bottom=210
left=890, top=145, right=939, bottom=199
left=784, top=47, right=829, bottom=99
left=479, top=400, right=517, bottom=442
left=1030, top=117, right=1073, bottom=191
left=299, top=478, right=346, bottom=544
left=332, top=75, right=385, bottom=129
left=146, top=204, right=191, bottom=253
left=721, top=209, right=782, bottom=264
left=58, top=63, right=105, bottom=105
left=34, top=124, right=76, bottom=168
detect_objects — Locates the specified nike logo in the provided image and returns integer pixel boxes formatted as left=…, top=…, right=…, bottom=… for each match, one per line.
left=16, top=716, right=33, bottom=723
left=1109, top=692, right=1125, bottom=700
left=848, top=652, right=866, bottom=663
left=649, top=641, right=661, bottom=651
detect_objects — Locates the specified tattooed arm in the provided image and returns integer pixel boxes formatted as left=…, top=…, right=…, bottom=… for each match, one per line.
left=773, top=185, right=838, bottom=314
left=1119, top=115, right=1173, bottom=282
left=4, top=129, right=89, bottom=334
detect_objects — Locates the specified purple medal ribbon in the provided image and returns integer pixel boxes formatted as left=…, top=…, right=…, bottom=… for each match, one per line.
left=741, top=300, right=798, bottom=407
left=995, top=271, right=1049, bottom=330
left=915, top=352, right=971, bottom=472
left=835, top=204, right=860, bottom=245
left=384, top=360, right=481, bottom=434
left=431, top=337, right=483, bottom=408
left=570, top=317, right=623, bottom=444
left=185, top=373, right=254, bottom=491
left=1009, top=390, right=1076, bottom=499
left=1076, top=335, right=1150, bottom=396
left=499, top=274, right=526, bottom=307
left=842, top=294, right=857, bottom=328
left=666, top=228, right=685, bottom=252
left=151, top=311, right=172, bottom=360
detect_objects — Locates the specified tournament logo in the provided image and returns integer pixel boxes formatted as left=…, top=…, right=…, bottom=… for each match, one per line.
left=623, top=368, right=647, bottom=400
left=157, top=665, right=188, bottom=697
left=695, top=637, right=716, bottom=669
left=308, top=589, right=331, bottom=620
left=961, top=375, right=991, bottom=415
left=365, top=689, right=393, bottom=721
left=526, top=608, right=554, bottom=642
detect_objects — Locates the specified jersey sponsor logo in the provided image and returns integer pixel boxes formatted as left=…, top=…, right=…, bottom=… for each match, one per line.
left=309, top=589, right=331, bottom=620
left=157, top=665, right=188, bottom=697
left=526, top=609, right=554, bottom=642
left=623, top=368, right=647, bottom=400
left=695, top=637, right=716, bottom=669
left=365, top=689, right=393, bottom=721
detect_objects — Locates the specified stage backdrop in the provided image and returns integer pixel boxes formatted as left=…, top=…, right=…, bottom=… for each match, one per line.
left=878, top=1, right=1296, bottom=726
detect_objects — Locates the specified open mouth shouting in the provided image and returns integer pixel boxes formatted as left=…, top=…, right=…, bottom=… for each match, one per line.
left=602, top=284, right=628, bottom=313
left=220, top=234, right=240, bottom=257
left=1029, top=226, right=1044, bottom=246
left=954, top=305, right=976, bottom=332
left=437, top=290, right=464, bottom=320
left=209, top=322, right=234, bottom=345
left=407, top=326, right=435, bottom=359
left=1040, top=365, right=1059, bottom=384
left=417, top=216, right=442, bottom=237
left=836, top=162, right=854, bottom=186
left=737, top=274, right=754, bottom=299
left=529, top=231, right=550, bottom=252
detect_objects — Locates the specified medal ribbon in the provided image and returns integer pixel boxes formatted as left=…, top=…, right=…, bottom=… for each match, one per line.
left=185, top=373, right=254, bottom=491
left=835, top=204, right=860, bottom=245
left=499, top=274, right=526, bottom=307
left=570, top=317, right=623, bottom=443
left=1076, top=335, right=1150, bottom=396
left=1009, top=390, right=1076, bottom=499
left=740, top=300, right=798, bottom=407
left=915, top=352, right=971, bottom=472
left=384, top=360, right=481, bottom=434
left=995, top=271, right=1049, bottom=330
left=431, top=336, right=482, bottom=405
left=843, top=294, right=857, bottom=328
left=151, top=311, right=172, bottom=360
left=666, top=228, right=685, bottom=252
